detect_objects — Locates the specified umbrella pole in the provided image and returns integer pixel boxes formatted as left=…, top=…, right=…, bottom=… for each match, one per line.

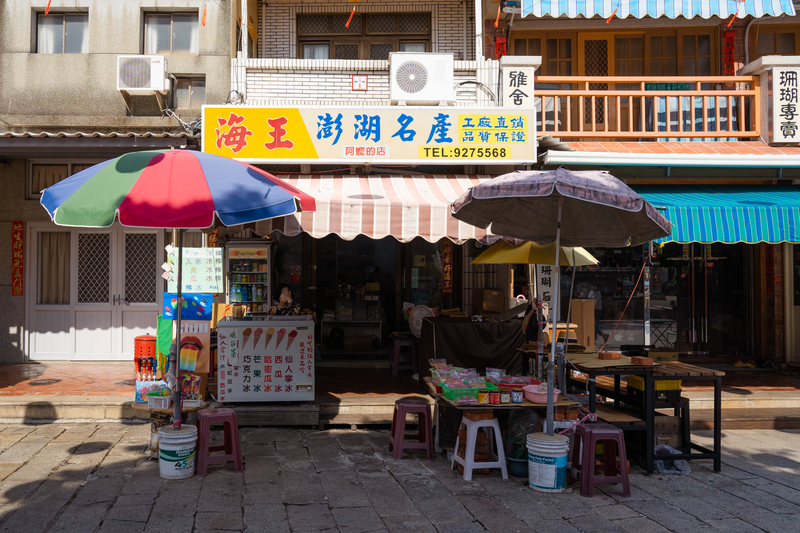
left=546, top=198, right=563, bottom=436
left=559, top=249, right=578, bottom=394
left=172, top=230, right=184, bottom=429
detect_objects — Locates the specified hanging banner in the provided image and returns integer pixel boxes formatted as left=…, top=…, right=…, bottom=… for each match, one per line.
left=723, top=31, right=736, bottom=87
left=207, top=229, right=219, bottom=248
left=535, top=264, right=554, bottom=303
left=774, top=68, right=800, bottom=143
left=11, top=222, right=23, bottom=296
left=167, top=247, right=224, bottom=293
left=202, top=105, right=536, bottom=164
left=442, top=241, right=453, bottom=295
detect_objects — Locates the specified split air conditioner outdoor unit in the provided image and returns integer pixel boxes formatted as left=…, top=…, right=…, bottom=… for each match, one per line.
left=390, top=53, right=454, bottom=105
left=116, top=55, right=170, bottom=95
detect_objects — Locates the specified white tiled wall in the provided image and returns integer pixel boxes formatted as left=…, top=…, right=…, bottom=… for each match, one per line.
left=241, top=59, right=498, bottom=106
left=259, top=1, right=474, bottom=61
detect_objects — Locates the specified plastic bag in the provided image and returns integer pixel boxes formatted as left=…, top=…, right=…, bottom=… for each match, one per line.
left=653, top=445, right=691, bottom=475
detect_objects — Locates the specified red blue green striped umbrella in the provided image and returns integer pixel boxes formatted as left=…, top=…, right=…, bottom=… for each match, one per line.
left=41, top=149, right=315, bottom=228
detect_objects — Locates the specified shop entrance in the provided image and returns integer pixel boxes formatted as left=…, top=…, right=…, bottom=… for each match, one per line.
left=652, top=243, right=751, bottom=356
left=27, top=223, right=163, bottom=361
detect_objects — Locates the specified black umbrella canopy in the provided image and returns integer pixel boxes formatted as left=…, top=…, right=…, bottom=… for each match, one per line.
left=450, top=167, right=672, bottom=247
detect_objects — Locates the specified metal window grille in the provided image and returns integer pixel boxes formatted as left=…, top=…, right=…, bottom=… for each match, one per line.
left=335, top=44, right=359, bottom=60
left=78, top=233, right=110, bottom=303
left=584, top=40, right=608, bottom=124
left=367, top=14, right=397, bottom=34
left=461, top=245, right=498, bottom=316
left=125, top=233, right=158, bottom=303
left=399, top=14, right=429, bottom=33
left=299, top=15, right=329, bottom=35
left=331, top=14, right=361, bottom=34
left=370, top=43, right=393, bottom=60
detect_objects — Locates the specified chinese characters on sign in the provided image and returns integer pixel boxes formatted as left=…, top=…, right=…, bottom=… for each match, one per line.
left=774, top=68, right=800, bottom=142
left=167, top=248, right=224, bottom=293
left=442, top=241, right=453, bottom=295
left=216, top=321, right=315, bottom=402
left=535, top=264, right=553, bottom=303
left=503, top=68, right=534, bottom=109
left=723, top=31, right=736, bottom=86
left=11, top=222, right=23, bottom=296
left=202, top=106, right=536, bottom=164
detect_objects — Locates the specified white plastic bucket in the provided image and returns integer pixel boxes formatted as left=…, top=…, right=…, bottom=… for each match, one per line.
left=158, top=425, right=198, bottom=480
left=527, top=432, right=569, bottom=493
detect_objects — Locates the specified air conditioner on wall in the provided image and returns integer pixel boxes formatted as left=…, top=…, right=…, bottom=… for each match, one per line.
left=389, top=53, right=454, bottom=105
left=116, top=55, right=170, bottom=95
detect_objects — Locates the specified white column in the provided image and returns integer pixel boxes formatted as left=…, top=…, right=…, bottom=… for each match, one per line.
left=475, top=0, right=483, bottom=62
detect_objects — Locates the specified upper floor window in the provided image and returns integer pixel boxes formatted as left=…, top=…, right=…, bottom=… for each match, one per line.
left=145, top=13, right=198, bottom=54
left=298, top=13, right=430, bottom=60
left=173, top=77, right=206, bottom=109
left=28, top=161, right=96, bottom=200
left=37, top=13, right=88, bottom=53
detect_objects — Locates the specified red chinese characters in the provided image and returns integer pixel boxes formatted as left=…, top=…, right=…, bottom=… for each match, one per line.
left=264, top=117, right=294, bottom=150
left=215, top=113, right=253, bottom=153
left=11, top=222, right=23, bottom=296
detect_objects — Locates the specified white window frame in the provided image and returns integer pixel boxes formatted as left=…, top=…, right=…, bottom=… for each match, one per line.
left=144, top=12, right=199, bottom=54
left=36, top=13, right=89, bottom=54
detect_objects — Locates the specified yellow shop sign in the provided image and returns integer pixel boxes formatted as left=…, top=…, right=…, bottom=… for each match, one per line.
left=201, top=106, right=536, bottom=164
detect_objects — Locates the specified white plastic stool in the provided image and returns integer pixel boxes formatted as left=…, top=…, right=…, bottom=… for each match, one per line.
left=450, top=416, right=508, bottom=481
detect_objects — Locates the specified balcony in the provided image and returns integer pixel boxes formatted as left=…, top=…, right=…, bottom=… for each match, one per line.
left=534, top=76, right=760, bottom=140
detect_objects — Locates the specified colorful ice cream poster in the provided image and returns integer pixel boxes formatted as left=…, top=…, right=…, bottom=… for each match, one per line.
left=167, top=247, right=224, bottom=293
left=216, top=321, right=314, bottom=402
left=162, top=293, right=213, bottom=321
left=176, top=320, right=211, bottom=373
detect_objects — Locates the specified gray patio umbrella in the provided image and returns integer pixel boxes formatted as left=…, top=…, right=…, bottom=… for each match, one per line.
left=451, top=167, right=671, bottom=434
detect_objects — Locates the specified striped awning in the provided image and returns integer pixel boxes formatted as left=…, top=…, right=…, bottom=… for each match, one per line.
left=522, top=0, right=796, bottom=19
left=633, top=185, right=800, bottom=244
left=252, top=175, right=497, bottom=243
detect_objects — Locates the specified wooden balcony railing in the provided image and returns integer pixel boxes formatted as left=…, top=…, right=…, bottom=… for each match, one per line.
left=534, top=76, right=760, bottom=139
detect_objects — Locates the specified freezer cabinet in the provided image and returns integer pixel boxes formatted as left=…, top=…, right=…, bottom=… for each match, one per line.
left=216, top=315, right=314, bottom=402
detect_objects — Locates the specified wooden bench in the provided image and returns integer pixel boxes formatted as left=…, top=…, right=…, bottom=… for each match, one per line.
left=594, top=404, right=642, bottom=425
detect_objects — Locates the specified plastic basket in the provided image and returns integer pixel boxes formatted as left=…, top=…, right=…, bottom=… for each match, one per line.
left=627, top=376, right=682, bottom=391
left=182, top=399, right=202, bottom=408
left=488, top=376, right=541, bottom=391
left=147, top=395, right=171, bottom=409
left=441, top=381, right=498, bottom=401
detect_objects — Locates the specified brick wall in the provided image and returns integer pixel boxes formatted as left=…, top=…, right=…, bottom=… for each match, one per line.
left=259, top=1, right=473, bottom=60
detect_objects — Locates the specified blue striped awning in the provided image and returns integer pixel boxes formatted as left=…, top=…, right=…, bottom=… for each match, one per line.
left=522, top=0, right=796, bottom=19
left=632, top=185, right=800, bottom=244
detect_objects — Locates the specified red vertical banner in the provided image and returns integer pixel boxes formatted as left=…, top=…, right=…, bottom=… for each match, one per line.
left=724, top=31, right=736, bottom=87
left=442, top=240, right=453, bottom=295
left=11, top=222, right=23, bottom=296
left=207, top=228, right=219, bottom=248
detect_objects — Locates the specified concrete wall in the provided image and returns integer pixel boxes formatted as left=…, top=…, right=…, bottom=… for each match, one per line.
left=0, top=0, right=231, bottom=126
left=259, top=0, right=476, bottom=61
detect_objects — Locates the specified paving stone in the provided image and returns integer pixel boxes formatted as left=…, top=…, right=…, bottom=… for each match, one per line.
left=53, top=425, right=99, bottom=443
left=0, top=463, right=22, bottom=483
left=320, top=470, right=370, bottom=507
left=720, top=482, right=800, bottom=514
left=94, top=452, right=148, bottom=478
left=434, top=520, right=489, bottom=533
left=194, top=511, right=243, bottom=531
left=285, top=503, right=337, bottom=531
left=242, top=503, right=291, bottom=533
left=568, top=513, right=623, bottom=531
left=28, top=424, right=66, bottom=438
left=114, top=493, right=158, bottom=507
left=453, top=490, right=535, bottom=532
left=281, top=472, right=326, bottom=504
left=197, top=470, right=244, bottom=512
left=331, top=506, right=385, bottom=533
left=593, top=504, right=641, bottom=520
left=359, top=473, right=421, bottom=517
left=741, top=478, right=800, bottom=505
left=99, top=519, right=148, bottom=533
left=142, top=514, right=195, bottom=533
left=0, top=437, right=50, bottom=463
left=48, top=502, right=110, bottom=532
left=701, top=518, right=768, bottom=532
left=148, top=477, right=203, bottom=519
left=667, top=495, right=733, bottom=520
left=244, top=481, right=284, bottom=505
left=244, top=457, right=281, bottom=485
left=612, top=516, right=672, bottom=533
left=381, top=515, right=438, bottom=533
left=625, top=500, right=711, bottom=533
left=243, top=443, right=276, bottom=457
left=382, top=457, right=432, bottom=476
left=731, top=506, right=800, bottom=533
left=392, top=474, right=474, bottom=525
left=67, top=437, right=121, bottom=464
left=518, top=519, right=582, bottom=533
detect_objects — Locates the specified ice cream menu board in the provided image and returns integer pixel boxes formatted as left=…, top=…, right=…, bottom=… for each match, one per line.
left=216, top=316, right=315, bottom=402
left=167, top=247, right=224, bottom=293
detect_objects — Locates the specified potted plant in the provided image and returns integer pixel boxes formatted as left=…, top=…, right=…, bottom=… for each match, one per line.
left=505, top=424, right=533, bottom=477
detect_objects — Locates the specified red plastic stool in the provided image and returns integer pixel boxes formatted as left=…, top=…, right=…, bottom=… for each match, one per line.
left=389, top=397, right=433, bottom=459
left=391, top=337, right=417, bottom=376
left=196, top=408, right=243, bottom=476
left=571, top=423, right=630, bottom=497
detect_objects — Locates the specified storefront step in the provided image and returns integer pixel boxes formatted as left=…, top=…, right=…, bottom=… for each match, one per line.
left=228, top=402, right=320, bottom=426
left=317, top=359, right=390, bottom=369
left=316, top=393, right=433, bottom=428
left=678, top=408, right=800, bottom=430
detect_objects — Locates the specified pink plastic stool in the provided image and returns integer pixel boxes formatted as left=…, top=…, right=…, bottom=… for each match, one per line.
left=196, top=408, right=243, bottom=476
left=391, top=337, right=417, bottom=376
left=571, top=423, right=630, bottom=497
left=389, top=397, right=433, bottom=459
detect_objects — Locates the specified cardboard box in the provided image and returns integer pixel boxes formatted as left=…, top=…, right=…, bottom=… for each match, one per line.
left=570, top=299, right=596, bottom=350
left=344, top=334, right=374, bottom=351
left=655, top=415, right=683, bottom=448
left=649, top=350, right=680, bottom=362
left=473, top=289, right=506, bottom=314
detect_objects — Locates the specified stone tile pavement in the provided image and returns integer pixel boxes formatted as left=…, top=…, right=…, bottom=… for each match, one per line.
left=1, top=423, right=798, bottom=532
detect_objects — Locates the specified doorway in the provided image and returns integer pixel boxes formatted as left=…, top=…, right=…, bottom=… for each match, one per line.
left=27, top=223, right=163, bottom=361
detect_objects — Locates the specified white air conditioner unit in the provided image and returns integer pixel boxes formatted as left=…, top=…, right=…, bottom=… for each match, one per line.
left=117, top=55, right=170, bottom=95
left=390, top=53, right=454, bottom=105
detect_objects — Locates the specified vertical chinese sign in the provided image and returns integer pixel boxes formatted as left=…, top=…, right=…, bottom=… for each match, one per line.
left=442, top=240, right=453, bottom=295
left=774, top=68, right=800, bottom=143
left=723, top=31, right=736, bottom=87
left=11, top=222, right=23, bottom=296
left=207, top=229, right=219, bottom=248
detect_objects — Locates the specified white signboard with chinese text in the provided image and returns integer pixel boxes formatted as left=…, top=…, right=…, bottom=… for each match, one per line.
left=535, top=264, right=555, bottom=303
left=216, top=316, right=315, bottom=402
left=503, top=68, right=535, bottom=109
left=202, top=106, right=536, bottom=165
left=167, top=247, right=224, bottom=293
left=773, top=68, right=800, bottom=143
